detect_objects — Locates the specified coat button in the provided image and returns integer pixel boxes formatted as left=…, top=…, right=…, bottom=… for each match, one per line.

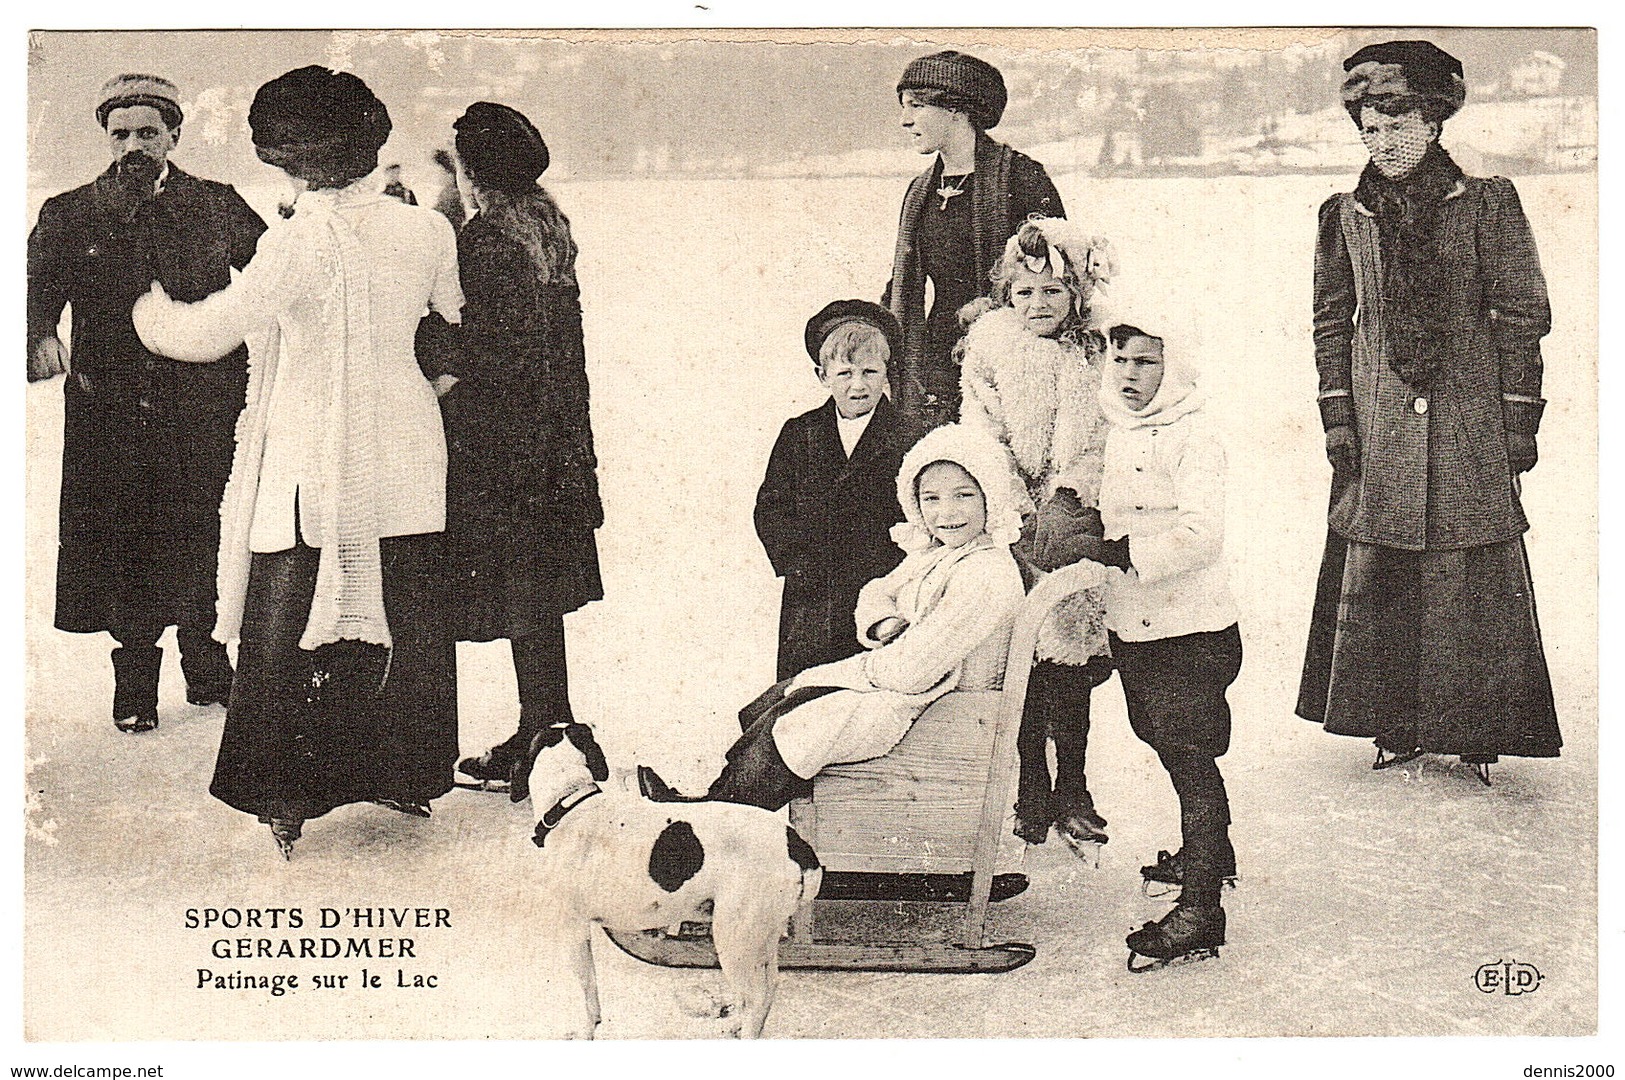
left=1141, top=618, right=1151, bottom=628
left=1413, top=396, right=1429, bottom=415
left=1135, top=505, right=1144, bottom=511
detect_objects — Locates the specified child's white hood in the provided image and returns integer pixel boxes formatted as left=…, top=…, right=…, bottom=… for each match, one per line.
left=1099, top=337, right=1206, bottom=429
left=890, top=423, right=1028, bottom=554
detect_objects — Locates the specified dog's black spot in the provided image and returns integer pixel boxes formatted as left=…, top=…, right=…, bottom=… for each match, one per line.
left=649, top=820, right=704, bottom=893
left=786, top=826, right=821, bottom=871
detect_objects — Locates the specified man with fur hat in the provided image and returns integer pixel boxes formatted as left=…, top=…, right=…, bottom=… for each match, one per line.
left=27, top=73, right=267, bottom=732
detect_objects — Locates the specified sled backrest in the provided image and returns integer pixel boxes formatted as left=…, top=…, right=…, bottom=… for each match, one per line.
left=791, top=560, right=1107, bottom=946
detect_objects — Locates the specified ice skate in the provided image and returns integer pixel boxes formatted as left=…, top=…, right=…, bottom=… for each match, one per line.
left=1139, top=849, right=1238, bottom=898
left=1460, top=754, right=1497, bottom=787
left=1056, top=809, right=1107, bottom=866
left=1054, top=792, right=1109, bottom=853
left=112, top=712, right=159, bottom=734
left=371, top=798, right=431, bottom=818
left=265, top=818, right=303, bottom=861
left=454, top=748, right=515, bottom=793
left=1372, top=742, right=1424, bottom=771
left=1012, top=800, right=1051, bottom=845
left=1126, top=902, right=1224, bottom=973
left=1059, top=830, right=1102, bottom=867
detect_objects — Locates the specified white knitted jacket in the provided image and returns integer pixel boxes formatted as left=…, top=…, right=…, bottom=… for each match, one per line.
left=134, top=188, right=463, bottom=649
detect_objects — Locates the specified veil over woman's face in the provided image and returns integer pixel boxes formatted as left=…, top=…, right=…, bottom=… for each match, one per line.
left=1359, top=104, right=1437, bottom=180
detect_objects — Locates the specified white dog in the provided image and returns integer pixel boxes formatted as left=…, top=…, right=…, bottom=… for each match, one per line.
left=522, top=722, right=822, bottom=1038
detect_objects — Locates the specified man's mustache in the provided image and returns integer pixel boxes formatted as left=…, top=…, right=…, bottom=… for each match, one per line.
left=114, top=152, right=162, bottom=179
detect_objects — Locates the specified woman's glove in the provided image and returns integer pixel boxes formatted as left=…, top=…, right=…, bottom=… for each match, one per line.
left=1066, top=534, right=1130, bottom=571
left=1326, top=425, right=1360, bottom=475
left=1504, top=400, right=1543, bottom=475
left=1507, top=432, right=1538, bottom=475
left=867, top=616, right=909, bottom=646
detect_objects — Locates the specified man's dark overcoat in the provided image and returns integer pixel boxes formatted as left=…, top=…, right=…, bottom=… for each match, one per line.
left=27, top=164, right=266, bottom=636
left=754, top=393, right=911, bottom=681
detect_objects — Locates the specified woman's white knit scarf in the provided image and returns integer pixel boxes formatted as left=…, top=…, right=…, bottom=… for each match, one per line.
left=215, top=193, right=391, bottom=651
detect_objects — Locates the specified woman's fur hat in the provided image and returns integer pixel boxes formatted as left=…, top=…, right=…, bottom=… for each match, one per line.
left=455, top=101, right=550, bottom=194
left=891, top=424, right=1027, bottom=553
left=249, top=66, right=391, bottom=188
left=1341, top=40, right=1466, bottom=124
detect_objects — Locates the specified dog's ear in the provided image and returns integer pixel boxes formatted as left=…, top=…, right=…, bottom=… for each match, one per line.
left=513, top=724, right=575, bottom=804
left=565, top=723, right=610, bottom=783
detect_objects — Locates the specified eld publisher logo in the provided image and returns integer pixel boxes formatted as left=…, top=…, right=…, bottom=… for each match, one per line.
left=1475, top=959, right=1543, bottom=996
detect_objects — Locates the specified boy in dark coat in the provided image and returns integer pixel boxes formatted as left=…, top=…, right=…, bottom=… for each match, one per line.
left=754, top=301, right=911, bottom=681
left=27, top=74, right=266, bottom=732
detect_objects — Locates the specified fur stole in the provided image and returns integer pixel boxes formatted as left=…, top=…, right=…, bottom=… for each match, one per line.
left=957, top=307, right=1111, bottom=666
left=958, top=307, right=1109, bottom=505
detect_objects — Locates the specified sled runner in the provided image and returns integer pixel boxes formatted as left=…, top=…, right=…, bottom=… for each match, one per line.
left=606, top=560, right=1105, bottom=974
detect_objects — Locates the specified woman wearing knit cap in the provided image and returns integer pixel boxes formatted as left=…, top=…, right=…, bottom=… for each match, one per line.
left=1296, top=40, right=1561, bottom=782
left=437, top=102, right=605, bottom=801
left=885, top=50, right=1064, bottom=431
left=133, top=66, right=466, bottom=857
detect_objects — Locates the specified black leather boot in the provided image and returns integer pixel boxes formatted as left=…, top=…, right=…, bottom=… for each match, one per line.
left=111, top=645, right=162, bottom=733
left=179, top=629, right=234, bottom=706
left=1127, top=901, right=1226, bottom=970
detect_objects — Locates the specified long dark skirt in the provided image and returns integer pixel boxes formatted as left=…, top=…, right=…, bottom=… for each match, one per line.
left=210, top=533, right=459, bottom=821
left=1296, top=531, right=1561, bottom=759
left=442, top=533, right=603, bottom=643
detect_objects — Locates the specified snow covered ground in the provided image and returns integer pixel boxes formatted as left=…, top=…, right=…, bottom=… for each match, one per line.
left=22, top=171, right=1599, bottom=1049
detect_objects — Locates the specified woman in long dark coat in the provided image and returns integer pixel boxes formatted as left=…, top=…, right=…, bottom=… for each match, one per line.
left=885, top=50, right=1064, bottom=430
left=440, top=103, right=605, bottom=798
left=1296, top=40, right=1561, bottom=782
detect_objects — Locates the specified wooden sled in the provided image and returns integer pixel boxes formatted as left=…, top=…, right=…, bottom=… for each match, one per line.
left=606, top=561, right=1105, bottom=974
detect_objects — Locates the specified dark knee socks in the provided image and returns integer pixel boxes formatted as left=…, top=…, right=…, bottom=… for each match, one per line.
left=1017, top=662, right=1097, bottom=814
left=707, top=725, right=809, bottom=811
left=1157, top=746, right=1234, bottom=905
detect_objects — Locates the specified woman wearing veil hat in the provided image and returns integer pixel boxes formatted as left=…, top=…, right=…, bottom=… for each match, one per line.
left=1296, top=40, right=1561, bottom=782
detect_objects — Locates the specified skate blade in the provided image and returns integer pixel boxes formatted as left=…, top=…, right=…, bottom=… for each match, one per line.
left=1127, top=946, right=1219, bottom=973
left=1059, top=832, right=1103, bottom=868
left=453, top=778, right=512, bottom=794
left=1139, top=875, right=1238, bottom=900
